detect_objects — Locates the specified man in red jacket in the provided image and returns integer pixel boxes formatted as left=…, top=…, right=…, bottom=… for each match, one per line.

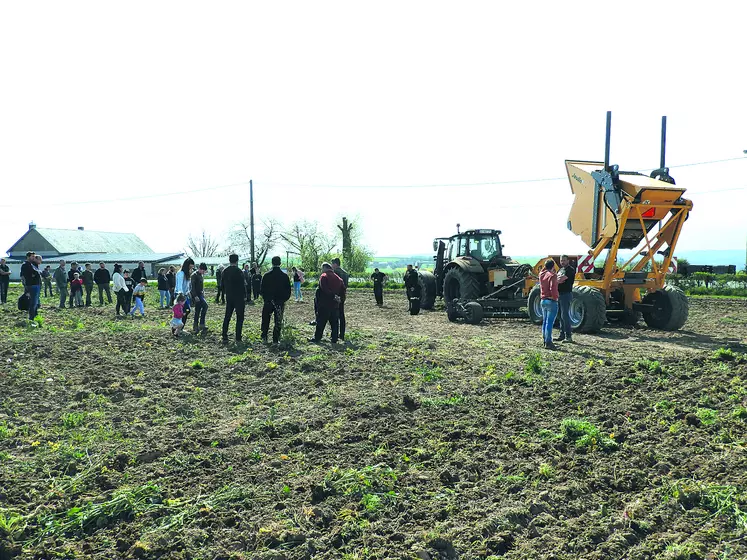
left=310, top=262, right=346, bottom=344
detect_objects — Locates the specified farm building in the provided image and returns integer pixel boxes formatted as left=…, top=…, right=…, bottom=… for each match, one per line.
left=4, top=223, right=184, bottom=280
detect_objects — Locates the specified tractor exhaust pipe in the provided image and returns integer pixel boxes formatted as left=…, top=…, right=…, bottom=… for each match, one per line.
left=604, top=111, right=612, bottom=172
left=660, top=116, right=667, bottom=169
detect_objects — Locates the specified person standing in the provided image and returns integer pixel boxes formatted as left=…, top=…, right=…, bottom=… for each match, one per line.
left=70, top=272, right=84, bottom=307
left=190, top=263, right=209, bottom=333
left=0, top=258, right=10, bottom=305
left=221, top=254, right=246, bottom=343
left=20, top=252, right=35, bottom=292
left=53, top=260, right=68, bottom=309
left=82, top=264, right=94, bottom=306
left=331, top=258, right=349, bottom=341
left=260, top=256, right=291, bottom=344
left=67, top=262, right=81, bottom=308
left=243, top=263, right=253, bottom=304
left=94, top=262, right=112, bottom=305
left=166, top=265, right=176, bottom=306
left=175, top=258, right=194, bottom=325
left=403, top=264, right=421, bottom=315
left=22, top=254, right=42, bottom=320
left=311, top=262, right=346, bottom=344
left=215, top=264, right=225, bottom=304
left=130, top=279, right=147, bottom=317
left=251, top=262, right=262, bottom=301
left=112, top=264, right=129, bottom=317
left=131, top=261, right=148, bottom=285
left=292, top=267, right=304, bottom=302
left=555, top=255, right=576, bottom=343
left=539, top=259, right=560, bottom=350
left=157, top=268, right=170, bottom=308
left=370, top=268, right=387, bottom=307
left=123, top=270, right=136, bottom=314
left=41, top=265, right=54, bottom=298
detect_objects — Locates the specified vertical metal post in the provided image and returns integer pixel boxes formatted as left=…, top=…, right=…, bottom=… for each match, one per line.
left=604, top=111, right=611, bottom=172
left=660, top=116, right=667, bottom=169
left=249, top=179, right=255, bottom=264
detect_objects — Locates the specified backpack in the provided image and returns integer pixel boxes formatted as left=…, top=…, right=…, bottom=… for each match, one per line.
left=18, top=292, right=29, bottom=311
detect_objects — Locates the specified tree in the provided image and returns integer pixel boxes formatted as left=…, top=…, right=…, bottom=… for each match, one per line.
left=336, top=214, right=372, bottom=273
left=186, top=230, right=221, bottom=258
left=337, top=217, right=354, bottom=264
left=280, top=220, right=336, bottom=273
left=228, top=218, right=280, bottom=267
left=346, top=244, right=374, bottom=274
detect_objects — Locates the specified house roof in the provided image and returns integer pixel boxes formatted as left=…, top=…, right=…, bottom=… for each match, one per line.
left=44, top=253, right=184, bottom=264
left=9, top=227, right=153, bottom=254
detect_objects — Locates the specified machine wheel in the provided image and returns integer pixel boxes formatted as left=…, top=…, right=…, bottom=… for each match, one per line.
left=464, top=302, right=484, bottom=324
left=527, top=285, right=543, bottom=325
left=447, top=304, right=459, bottom=322
left=569, top=286, right=607, bottom=333
left=443, top=267, right=481, bottom=302
left=642, top=286, right=688, bottom=331
left=418, top=271, right=437, bottom=310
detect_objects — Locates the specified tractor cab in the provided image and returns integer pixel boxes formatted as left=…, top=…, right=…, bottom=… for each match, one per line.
left=434, top=229, right=505, bottom=272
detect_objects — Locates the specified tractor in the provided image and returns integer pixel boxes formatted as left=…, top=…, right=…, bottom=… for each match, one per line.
left=419, top=226, right=532, bottom=323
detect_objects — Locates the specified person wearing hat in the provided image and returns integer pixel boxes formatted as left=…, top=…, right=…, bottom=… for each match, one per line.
left=190, top=263, right=209, bottom=333
left=259, top=256, right=291, bottom=344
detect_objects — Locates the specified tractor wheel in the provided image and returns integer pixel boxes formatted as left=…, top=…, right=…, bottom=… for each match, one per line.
left=642, top=286, right=689, bottom=331
left=443, top=267, right=481, bottom=302
left=447, top=304, right=459, bottom=322
left=527, top=285, right=543, bottom=324
left=418, top=271, right=437, bottom=310
left=569, top=286, right=607, bottom=333
left=464, top=302, right=484, bottom=324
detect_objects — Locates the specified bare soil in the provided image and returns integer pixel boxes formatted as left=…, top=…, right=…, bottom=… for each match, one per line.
left=1, top=286, right=746, bottom=560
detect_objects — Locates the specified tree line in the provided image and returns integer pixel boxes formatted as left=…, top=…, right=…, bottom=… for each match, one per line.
left=186, top=217, right=373, bottom=274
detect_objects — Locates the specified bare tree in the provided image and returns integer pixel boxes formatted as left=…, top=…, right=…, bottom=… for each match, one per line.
left=186, top=230, right=222, bottom=258
left=228, top=218, right=281, bottom=267
left=280, top=220, right=336, bottom=272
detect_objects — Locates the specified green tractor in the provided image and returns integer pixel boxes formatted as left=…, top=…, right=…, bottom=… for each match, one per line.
left=423, top=226, right=532, bottom=323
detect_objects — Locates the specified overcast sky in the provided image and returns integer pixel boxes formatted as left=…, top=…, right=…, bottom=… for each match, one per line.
left=1, top=1, right=745, bottom=260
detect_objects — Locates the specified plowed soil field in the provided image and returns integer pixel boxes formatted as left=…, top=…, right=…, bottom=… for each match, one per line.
left=1, top=286, right=746, bottom=560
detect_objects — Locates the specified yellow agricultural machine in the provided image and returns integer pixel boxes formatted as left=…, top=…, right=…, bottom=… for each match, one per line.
left=432, top=112, right=692, bottom=333
left=526, top=112, right=692, bottom=332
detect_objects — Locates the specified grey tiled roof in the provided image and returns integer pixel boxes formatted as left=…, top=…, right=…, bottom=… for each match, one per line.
left=34, top=228, right=152, bottom=253
left=47, top=253, right=184, bottom=263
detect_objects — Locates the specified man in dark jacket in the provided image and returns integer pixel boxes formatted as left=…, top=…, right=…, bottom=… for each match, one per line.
left=404, top=264, right=421, bottom=315
left=251, top=262, right=262, bottom=300
left=0, top=258, right=10, bottom=305
left=190, top=263, right=209, bottom=333
left=131, top=262, right=148, bottom=284
left=555, top=255, right=577, bottom=343
left=53, top=260, right=68, bottom=308
left=94, top=262, right=112, bottom=305
left=67, top=262, right=81, bottom=308
left=82, top=264, right=95, bottom=306
left=371, top=268, right=387, bottom=306
left=221, top=254, right=246, bottom=343
left=242, top=263, right=253, bottom=303
left=311, top=262, right=346, bottom=343
left=260, top=256, right=291, bottom=344
left=215, top=265, right=225, bottom=304
left=331, top=258, right=350, bottom=341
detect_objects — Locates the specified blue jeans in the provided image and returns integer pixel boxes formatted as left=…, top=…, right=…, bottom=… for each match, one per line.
left=131, top=297, right=145, bottom=316
left=28, top=284, right=41, bottom=320
left=541, top=299, right=558, bottom=344
left=558, top=292, right=573, bottom=338
left=294, top=281, right=302, bottom=300
left=159, top=290, right=170, bottom=308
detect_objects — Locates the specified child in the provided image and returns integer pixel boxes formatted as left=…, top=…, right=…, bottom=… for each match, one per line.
left=171, top=294, right=186, bottom=337
left=70, top=272, right=84, bottom=307
left=130, top=278, right=147, bottom=317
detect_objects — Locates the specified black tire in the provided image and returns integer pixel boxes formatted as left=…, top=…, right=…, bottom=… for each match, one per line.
left=464, top=302, right=484, bottom=324
left=447, top=305, right=459, bottom=322
left=443, top=267, right=481, bottom=302
left=569, top=286, right=606, bottom=333
left=642, top=286, right=688, bottom=330
left=418, top=271, right=437, bottom=310
left=527, top=285, right=543, bottom=324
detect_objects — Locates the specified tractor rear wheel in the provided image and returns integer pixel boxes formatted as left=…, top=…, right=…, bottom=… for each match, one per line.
left=642, top=286, right=688, bottom=330
left=527, top=285, right=543, bottom=324
left=569, top=286, right=606, bottom=333
left=443, top=267, right=481, bottom=302
left=464, top=302, right=484, bottom=324
left=418, top=271, right=437, bottom=310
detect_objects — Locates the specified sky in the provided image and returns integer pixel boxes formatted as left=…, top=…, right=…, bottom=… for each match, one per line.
left=1, top=1, right=746, bottom=260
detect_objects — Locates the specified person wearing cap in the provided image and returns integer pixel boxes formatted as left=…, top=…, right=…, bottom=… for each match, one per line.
left=260, top=256, right=292, bottom=344
left=310, top=262, right=346, bottom=344
left=190, top=263, right=209, bottom=333
left=331, top=258, right=349, bottom=341
left=221, top=254, right=246, bottom=343
left=539, top=259, right=560, bottom=350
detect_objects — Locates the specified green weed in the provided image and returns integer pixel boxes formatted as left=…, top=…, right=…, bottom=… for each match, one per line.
left=712, top=347, right=736, bottom=362
left=420, top=395, right=465, bottom=407
left=635, top=359, right=663, bottom=375
left=324, top=464, right=398, bottom=497
left=226, top=351, right=254, bottom=365
left=696, top=408, right=719, bottom=426
left=0, top=421, right=12, bottom=440
left=190, top=360, right=204, bottom=369
left=61, top=412, right=86, bottom=429
left=538, top=463, right=555, bottom=479
left=523, top=352, right=545, bottom=375
left=666, top=481, right=747, bottom=531
left=560, top=418, right=618, bottom=451
left=415, top=365, right=443, bottom=383
left=0, top=509, right=27, bottom=540
left=732, top=406, right=747, bottom=420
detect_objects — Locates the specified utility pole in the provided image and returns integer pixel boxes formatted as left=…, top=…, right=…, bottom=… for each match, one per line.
left=249, top=179, right=255, bottom=264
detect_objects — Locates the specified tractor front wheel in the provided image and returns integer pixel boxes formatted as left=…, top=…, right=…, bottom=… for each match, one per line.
left=642, top=286, right=689, bottom=331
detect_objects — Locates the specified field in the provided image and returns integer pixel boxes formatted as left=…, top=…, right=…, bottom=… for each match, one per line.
left=1, top=285, right=746, bottom=560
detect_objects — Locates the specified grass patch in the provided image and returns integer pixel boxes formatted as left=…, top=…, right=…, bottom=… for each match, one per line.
left=420, top=395, right=465, bottom=407
left=560, top=418, right=618, bottom=451
left=712, top=347, right=736, bottom=362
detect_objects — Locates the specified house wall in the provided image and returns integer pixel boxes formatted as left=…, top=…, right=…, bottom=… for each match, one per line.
left=7, top=229, right=59, bottom=258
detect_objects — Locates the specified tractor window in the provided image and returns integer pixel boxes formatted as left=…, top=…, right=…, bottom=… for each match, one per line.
left=457, top=237, right=468, bottom=257
left=469, top=234, right=502, bottom=261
